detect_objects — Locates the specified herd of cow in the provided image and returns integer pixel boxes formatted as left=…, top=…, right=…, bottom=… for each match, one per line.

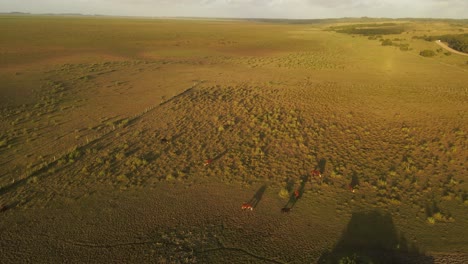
left=202, top=158, right=358, bottom=213
left=240, top=169, right=326, bottom=213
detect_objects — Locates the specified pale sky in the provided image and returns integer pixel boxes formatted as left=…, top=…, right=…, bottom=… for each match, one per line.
left=1, top=0, right=467, bottom=19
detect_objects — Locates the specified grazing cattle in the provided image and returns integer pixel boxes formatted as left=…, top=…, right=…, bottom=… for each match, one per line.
left=311, top=170, right=322, bottom=178
left=348, top=184, right=356, bottom=193
left=204, top=159, right=213, bottom=166
left=241, top=203, right=253, bottom=211
left=294, top=190, right=300, bottom=199
left=281, top=207, right=291, bottom=213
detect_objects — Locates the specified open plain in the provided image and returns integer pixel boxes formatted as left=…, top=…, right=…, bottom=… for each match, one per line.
left=1, top=16, right=467, bottom=263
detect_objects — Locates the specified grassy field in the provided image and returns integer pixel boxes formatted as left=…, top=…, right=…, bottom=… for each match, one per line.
left=1, top=15, right=467, bottom=263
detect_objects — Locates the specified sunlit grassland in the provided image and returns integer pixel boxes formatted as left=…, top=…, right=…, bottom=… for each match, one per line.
left=0, top=15, right=467, bottom=262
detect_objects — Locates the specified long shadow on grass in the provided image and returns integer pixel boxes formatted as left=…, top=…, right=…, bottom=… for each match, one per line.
left=318, top=210, right=434, bottom=264
left=212, top=150, right=228, bottom=162
left=318, top=158, right=327, bottom=174
left=248, top=185, right=267, bottom=209
left=283, top=175, right=308, bottom=210
left=347, top=171, right=360, bottom=191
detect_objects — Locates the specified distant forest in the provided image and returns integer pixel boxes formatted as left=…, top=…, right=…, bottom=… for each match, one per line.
left=416, top=34, right=468, bottom=53
left=329, top=23, right=406, bottom=35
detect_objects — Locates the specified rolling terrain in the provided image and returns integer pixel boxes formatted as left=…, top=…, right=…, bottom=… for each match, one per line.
left=1, top=16, right=467, bottom=263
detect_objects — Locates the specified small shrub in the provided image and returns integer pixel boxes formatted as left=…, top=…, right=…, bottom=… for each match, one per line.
left=381, top=39, right=393, bottom=46
left=27, top=176, right=39, bottom=184
left=115, top=152, right=126, bottom=160
left=166, top=174, right=176, bottom=181
left=117, top=174, right=129, bottom=184
left=339, top=254, right=359, bottom=264
left=427, top=217, right=435, bottom=224
left=0, top=139, right=7, bottom=148
left=278, top=188, right=289, bottom=199
left=419, top=50, right=436, bottom=57
left=68, top=148, right=81, bottom=162
left=433, top=212, right=444, bottom=221
left=118, top=119, right=129, bottom=128
left=399, top=44, right=410, bottom=51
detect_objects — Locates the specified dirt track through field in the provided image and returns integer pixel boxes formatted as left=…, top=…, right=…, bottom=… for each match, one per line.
left=435, top=40, right=468, bottom=56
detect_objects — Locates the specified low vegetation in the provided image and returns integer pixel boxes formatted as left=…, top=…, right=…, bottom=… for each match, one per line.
left=0, top=16, right=467, bottom=263
left=418, top=34, right=468, bottom=53
left=419, top=49, right=436, bottom=57
left=329, top=23, right=406, bottom=35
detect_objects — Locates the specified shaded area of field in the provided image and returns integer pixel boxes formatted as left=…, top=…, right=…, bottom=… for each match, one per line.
left=319, top=211, right=434, bottom=264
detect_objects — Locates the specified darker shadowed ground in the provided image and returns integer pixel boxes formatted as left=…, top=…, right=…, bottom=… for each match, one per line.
left=319, top=210, right=434, bottom=264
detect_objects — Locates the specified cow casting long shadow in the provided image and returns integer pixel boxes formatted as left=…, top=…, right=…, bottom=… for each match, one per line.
left=318, top=158, right=327, bottom=174
left=318, top=210, right=434, bottom=264
left=283, top=175, right=308, bottom=211
left=248, top=184, right=267, bottom=209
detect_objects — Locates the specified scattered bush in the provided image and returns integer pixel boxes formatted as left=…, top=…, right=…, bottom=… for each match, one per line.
left=118, top=119, right=129, bottom=128
left=67, top=148, right=81, bottom=163
left=419, top=50, right=436, bottom=57
left=399, top=44, right=410, bottom=51
left=381, top=39, right=393, bottom=46
left=426, top=217, right=435, bottom=224
left=278, top=187, right=289, bottom=199
left=330, top=23, right=405, bottom=35
left=117, top=174, right=129, bottom=184
left=339, top=254, right=359, bottom=264
left=0, top=139, right=7, bottom=148
left=420, top=34, right=468, bottom=53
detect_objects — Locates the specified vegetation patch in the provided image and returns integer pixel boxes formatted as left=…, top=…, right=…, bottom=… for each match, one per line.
left=416, top=34, right=468, bottom=53
left=419, top=49, right=436, bottom=57
left=329, top=23, right=406, bottom=35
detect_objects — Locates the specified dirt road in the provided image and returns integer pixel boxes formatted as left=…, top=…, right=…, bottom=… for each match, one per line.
left=435, top=40, right=468, bottom=56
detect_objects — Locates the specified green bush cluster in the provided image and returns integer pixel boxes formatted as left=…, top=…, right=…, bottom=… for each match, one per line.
left=330, top=23, right=405, bottom=35
left=419, top=50, right=436, bottom=57
left=381, top=39, right=393, bottom=46
left=417, top=34, right=468, bottom=53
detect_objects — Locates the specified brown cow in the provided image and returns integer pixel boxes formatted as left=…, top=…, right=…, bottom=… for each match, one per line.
left=311, top=170, right=322, bottom=178
left=241, top=203, right=253, bottom=211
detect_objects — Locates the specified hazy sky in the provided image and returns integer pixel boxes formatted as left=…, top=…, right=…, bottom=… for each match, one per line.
left=1, top=0, right=467, bottom=19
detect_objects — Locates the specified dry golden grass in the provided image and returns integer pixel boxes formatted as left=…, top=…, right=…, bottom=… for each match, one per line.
left=1, top=16, right=467, bottom=263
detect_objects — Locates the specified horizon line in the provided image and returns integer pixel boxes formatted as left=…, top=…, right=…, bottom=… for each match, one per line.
left=1, top=11, right=467, bottom=21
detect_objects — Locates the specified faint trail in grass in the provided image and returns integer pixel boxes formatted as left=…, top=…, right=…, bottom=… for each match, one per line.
left=60, top=238, right=160, bottom=248
left=198, top=247, right=286, bottom=264
left=0, top=81, right=203, bottom=203
left=58, top=237, right=286, bottom=263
